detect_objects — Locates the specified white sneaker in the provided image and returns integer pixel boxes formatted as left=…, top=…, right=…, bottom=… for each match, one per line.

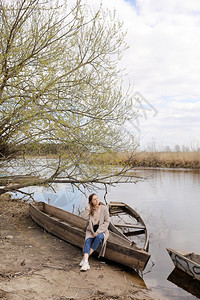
left=80, top=261, right=90, bottom=271
left=79, top=258, right=85, bottom=267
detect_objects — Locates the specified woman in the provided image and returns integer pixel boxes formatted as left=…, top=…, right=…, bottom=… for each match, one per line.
left=80, top=193, right=110, bottom=271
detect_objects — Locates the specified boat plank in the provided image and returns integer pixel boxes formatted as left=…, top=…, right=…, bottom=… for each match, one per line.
left=124, top=230, right=145, bottom=237
left=44, top=203, right=87, bottom=229
left=114, top=223, right=145, bottom=229
left=30, top=204, right=85, bottom=248
left=109, top=203, right=125, bottom=207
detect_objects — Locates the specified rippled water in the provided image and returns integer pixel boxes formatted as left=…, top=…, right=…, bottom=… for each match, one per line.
left=20, top=168, right=200, bottom=299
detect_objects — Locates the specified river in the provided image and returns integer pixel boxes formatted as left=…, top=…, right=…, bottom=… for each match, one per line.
left=107, top=169, right=200, bottom=299
left=21, top=168, right=200, bottom=299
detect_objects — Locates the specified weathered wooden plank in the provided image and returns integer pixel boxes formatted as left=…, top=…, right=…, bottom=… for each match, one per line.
left=108, top=222, right=130, bottom=241
left=110, top=202, right=125, bottom=207
left=105, top=241, right=150, bottom=270
left=114, top=223, right=145, bottom=229
left=124, top=230, right=145, bottom=236
left=43, top=203, right=87, bottom=229
left=109, top=212, right=126, bottom=216
left=30, top=204, right=85, bottom=248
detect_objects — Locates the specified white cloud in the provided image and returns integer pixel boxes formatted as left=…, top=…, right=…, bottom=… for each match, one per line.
left=96, top=0, right=200, bottom=148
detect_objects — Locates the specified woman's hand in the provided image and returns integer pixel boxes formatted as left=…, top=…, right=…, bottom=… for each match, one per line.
left=93, top=232, right=98, bottom=237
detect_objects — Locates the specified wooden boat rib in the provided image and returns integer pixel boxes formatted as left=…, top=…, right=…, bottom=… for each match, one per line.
left=109, top=201, right=149, bottom=252
left=167, top=248, right=200, bottom=281
left=29, top=201, right=151, bottom=271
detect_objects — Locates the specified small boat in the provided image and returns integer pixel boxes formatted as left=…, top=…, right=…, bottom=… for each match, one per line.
left=167, top=267, right=200, bottom=299
left=166, top=248, right=200, bottom=281
left=29, top=201, right=151, bottom=271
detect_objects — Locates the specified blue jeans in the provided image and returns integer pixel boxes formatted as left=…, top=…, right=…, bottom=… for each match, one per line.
left=83, top=233, right=104, bottom=254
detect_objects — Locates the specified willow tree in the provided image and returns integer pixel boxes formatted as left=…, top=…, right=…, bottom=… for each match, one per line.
left=0, top=0, right=138, bottom=196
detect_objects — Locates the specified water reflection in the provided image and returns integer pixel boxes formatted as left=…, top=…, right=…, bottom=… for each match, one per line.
left=168, top=267, right=200, bottom=299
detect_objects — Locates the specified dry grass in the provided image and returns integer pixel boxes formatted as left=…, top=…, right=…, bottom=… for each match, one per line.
left=90, top=151, right=200, bottom=169
left=124, top=151, right=200, bottom=169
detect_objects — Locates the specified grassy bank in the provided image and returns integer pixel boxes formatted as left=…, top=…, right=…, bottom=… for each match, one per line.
left=122, top=151, right=200, bottom=169
left=89, top=151, right=200, bottom=169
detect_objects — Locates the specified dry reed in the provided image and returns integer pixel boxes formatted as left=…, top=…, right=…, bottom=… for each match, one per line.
left=91, top=151, right=200, bottom=169
left=121, top=151, right=200, bottom=169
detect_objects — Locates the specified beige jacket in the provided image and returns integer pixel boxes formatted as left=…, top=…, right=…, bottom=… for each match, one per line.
left=82, top=204, right=110, bottom=257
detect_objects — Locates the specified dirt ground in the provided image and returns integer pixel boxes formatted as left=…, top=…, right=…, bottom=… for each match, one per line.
left=0, top=195, right=156, bottom=300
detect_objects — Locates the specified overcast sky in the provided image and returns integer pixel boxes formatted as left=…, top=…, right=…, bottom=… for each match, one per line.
left=96, top=0, right=200, bottom=150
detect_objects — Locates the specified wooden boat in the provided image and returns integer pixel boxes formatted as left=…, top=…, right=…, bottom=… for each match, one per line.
left=167, top=248, right=200, bottom=281
left=108, top=201, right=149, bottom=252
left=167, top=267, right=200, bottom=299
left=29, top=201, right=151, bottom=271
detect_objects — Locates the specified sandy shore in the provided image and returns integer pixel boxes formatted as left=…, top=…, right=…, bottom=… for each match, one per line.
left=0, top=195, right=156, bottom=300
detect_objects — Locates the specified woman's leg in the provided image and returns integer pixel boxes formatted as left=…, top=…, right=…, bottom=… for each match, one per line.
left=83, top=238, right=94, bottom=261
left=90, top=233, right=104, bottom=252
left=80, top=234, right=104, bottom=271
left=82, top=234, right=104, bottom=261
left=80, top=238, right=94, bottom=270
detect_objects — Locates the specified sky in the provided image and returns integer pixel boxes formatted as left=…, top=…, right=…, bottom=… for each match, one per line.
left=94, top=0, right=200, bottom=150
